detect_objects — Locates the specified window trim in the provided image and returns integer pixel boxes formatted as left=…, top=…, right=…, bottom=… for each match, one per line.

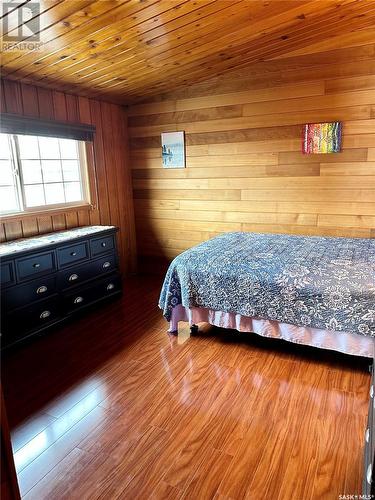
left=0, top=135, right=96, bottom=218
left=0, top=203, right=93, bottom=222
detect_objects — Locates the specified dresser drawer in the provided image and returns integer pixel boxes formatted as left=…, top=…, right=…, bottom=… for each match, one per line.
left=57, top=242, right=89, bottom=268
left=3, top=296, right=60, bottom=338
left=58, top=253, right=118, bottom=289
left=90, top=235, right=115, bottom=256
left=64, top=274, right=121, bottom=313
left=96, top=274, right=121, bottom=298
left=2, top=276, right=57, bottom=311
left=1, top=261, right=15, bottom=287
left=16, top=251, right=55, bottom=281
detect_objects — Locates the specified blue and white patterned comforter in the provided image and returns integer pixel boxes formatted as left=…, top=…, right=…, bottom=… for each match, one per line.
left=159, top=232, right=375, bottom=336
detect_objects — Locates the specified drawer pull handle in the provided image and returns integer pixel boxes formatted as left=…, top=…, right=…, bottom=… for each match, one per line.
left=103, top=261, right=111, bottom=269
left=367, top=463, right=372, bottom=484
left=40, top=310, right=51, bottom=319
left=106, top=283, right=115, bottom=291
left=70, top=251, right=77, bottom=256
left=370, top=385, right=374, bottom=398
left=101, top=242, right=106, bottom=247
left=74, top=296, right=83, bottom=304
left=33, top=263, right=41, bottom=268
left=366, top=428, right=370, bottom=443
left=69, top=274, right=78, bottom=281
left=36, top=285, right=48, bottom=294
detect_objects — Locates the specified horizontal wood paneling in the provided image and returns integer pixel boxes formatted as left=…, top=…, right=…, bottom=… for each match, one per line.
left=128, top=45, right=375, bottom=262
left=0, top=79, right=137, bottom=274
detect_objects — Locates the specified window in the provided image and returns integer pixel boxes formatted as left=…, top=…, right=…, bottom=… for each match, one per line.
left=0, top=133, right=90, bottom=215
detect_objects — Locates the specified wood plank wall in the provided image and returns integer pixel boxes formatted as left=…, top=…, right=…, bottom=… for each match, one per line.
left=0, top=79, right=137, bottom=274
left=128, top=44, right=375, bottom=266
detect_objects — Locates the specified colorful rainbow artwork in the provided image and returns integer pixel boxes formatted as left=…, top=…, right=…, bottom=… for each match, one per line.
left=302, top=121, right=342, bottom=154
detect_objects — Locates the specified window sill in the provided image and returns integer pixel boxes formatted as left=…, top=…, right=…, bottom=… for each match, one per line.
left=0, top=204, right=94, bottom=222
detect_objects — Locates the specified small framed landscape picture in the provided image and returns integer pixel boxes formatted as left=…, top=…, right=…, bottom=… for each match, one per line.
left=161, top=131, right=185, bottom=168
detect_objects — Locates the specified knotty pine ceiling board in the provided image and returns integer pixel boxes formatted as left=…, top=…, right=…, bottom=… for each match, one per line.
left=1, top=0, right=375, bottom=104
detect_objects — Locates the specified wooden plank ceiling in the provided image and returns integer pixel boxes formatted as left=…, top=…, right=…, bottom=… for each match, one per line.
left=1, top=0, right=375, bottom=104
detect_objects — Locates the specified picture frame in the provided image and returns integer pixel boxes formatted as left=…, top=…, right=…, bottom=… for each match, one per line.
left=302, top=121, right=342, bottom=154
left=161, top=131, right=185, bottom=168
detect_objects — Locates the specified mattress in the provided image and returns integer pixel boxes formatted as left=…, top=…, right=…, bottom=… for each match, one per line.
left=159, top=232, right=375, bottom=341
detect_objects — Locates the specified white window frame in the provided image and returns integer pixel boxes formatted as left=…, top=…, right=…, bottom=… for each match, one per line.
left=0, top=134, right=91, bottom=216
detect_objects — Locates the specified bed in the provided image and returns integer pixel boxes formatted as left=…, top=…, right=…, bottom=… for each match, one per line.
left=159, top=232, right=375, bottom=358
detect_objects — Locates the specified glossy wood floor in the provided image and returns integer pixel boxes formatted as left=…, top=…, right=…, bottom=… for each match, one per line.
left=2, top=276, right=371, bottom=500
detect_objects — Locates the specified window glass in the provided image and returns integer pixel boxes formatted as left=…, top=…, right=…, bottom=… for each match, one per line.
left=0, top=133, right=89, bottom=214
left=39, top=137, right=60, bottom=159
left=62, top=160, right=80, bottom=181
left=18, top=135, right=39, bottom=159
left=0, top=134, right=19, bottom=213
left=24, top=184, right=45, bottom=207
left=45, top=183, right=65, bottom=204
left=0, top=186, right=19, bottom=212
left=0, top=160, right=14, bottom=185
left=41, top=160, right=63, bottom=183
left=59, top=139, right=79, bottom=159
left=0, top=133, right=11, bottom=159
left=64, top=182, right=82, bottom=202
left=21, top=160, right=43, bottom=184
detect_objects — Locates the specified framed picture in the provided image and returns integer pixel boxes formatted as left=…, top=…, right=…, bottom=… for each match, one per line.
left=302, top=121, right=342, bottom=154
left=161, top=131, right=185, bottom=168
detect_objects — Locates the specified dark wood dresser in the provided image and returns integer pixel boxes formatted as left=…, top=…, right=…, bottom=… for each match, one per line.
left=364, top=349, right=375, bottom=496
left=0, top=225, right=121, bottom=348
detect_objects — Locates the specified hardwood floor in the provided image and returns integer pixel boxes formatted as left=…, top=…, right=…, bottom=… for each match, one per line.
left=2, top=275, right=371, bottom=500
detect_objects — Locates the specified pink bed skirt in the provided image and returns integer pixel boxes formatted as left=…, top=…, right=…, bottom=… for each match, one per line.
left=169, top=304, right=374, bottom=358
